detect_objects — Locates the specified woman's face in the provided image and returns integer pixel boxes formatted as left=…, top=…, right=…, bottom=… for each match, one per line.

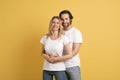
left=51, top=18, right=61, bottom=31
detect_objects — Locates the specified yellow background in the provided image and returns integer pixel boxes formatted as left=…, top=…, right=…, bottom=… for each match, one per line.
left=0, top=0, right=120, bottom=80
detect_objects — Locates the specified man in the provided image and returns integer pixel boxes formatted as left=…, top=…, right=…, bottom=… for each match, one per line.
left=59, top=10, right=83, bottom=80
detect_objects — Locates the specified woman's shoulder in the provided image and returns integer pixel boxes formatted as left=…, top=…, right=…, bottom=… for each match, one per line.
left=41, top=34, right=49, bottom=39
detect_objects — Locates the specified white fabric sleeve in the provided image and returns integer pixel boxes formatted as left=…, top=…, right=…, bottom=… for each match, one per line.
left=73, top=29, right=83, bottom=43
left=63, top=36, right=70, bottom=45
left=40, top=35, right=46, bottom=44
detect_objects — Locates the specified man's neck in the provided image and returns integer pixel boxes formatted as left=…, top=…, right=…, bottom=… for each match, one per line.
left=64, top=25, right=72, bottom=31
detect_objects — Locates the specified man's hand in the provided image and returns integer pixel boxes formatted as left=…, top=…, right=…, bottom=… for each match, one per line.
left=48, top=56, right=60, bottom=63
left=43, top=53, right=60, bottom=63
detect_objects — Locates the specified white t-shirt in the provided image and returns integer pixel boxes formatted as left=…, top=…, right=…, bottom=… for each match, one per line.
left=40, top=35, right=69, bottom=71
left=63, top=27, right=83, bottom=68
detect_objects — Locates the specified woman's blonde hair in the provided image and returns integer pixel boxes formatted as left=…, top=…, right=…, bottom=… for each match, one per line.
left=47, top=16, right=62, bottom=38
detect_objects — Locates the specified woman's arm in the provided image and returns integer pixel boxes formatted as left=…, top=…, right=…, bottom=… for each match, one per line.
left=41, top=44, right=51, bottom=62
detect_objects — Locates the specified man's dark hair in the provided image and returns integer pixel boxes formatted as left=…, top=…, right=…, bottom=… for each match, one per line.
left=59, top=10, right=73, bottom=20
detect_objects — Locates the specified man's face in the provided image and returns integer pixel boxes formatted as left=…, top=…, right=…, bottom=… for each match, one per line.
left=60, top=13, right=71, bottom=28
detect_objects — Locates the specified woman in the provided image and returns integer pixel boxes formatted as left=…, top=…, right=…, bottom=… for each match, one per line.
left=40, top=16, right=72, bottom=80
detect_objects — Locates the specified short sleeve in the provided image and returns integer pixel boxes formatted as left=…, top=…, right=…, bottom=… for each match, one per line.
left=63, top=35, right=70, bottom=45
left=73, top=29, right=83, bottom=43
left=40, top=35, right=47, bottom=44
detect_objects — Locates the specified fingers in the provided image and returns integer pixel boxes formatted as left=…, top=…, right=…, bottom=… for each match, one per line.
left=48, top=57, right=57, bottom=63
left=45, top=53, right=59, bottom=63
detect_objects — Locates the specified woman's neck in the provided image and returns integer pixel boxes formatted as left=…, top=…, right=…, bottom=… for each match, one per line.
left=51, top=31, right=59, bottom=40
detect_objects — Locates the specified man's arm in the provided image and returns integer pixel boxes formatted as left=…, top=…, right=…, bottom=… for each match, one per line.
left=72, top=43, right=82, bottom=57
left=48, top=43, right=72, bottom=63
left=57, top=43, right=72, bottom=62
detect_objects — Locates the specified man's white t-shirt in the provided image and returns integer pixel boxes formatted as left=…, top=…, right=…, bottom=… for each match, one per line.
left=40, top=35, right=69, bottom=71
left=63, top=27, right=83, bottom=68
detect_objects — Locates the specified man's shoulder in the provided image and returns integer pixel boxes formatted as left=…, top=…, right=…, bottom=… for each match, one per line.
left=72, top=27, right=81, bottom=32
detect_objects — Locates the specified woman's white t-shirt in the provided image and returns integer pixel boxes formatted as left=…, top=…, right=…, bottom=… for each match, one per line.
left=40, top=35, right=69, bottom=71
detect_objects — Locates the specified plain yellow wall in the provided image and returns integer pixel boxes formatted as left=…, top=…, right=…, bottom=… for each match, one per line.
left=0, top=0, right=120, bottom=80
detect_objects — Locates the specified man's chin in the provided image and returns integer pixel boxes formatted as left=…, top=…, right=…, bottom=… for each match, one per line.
left=63, top=25, right=69, bottom=28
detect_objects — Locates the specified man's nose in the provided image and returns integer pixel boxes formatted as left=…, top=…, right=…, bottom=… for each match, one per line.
left=63, top=20, right=66, bottom=23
